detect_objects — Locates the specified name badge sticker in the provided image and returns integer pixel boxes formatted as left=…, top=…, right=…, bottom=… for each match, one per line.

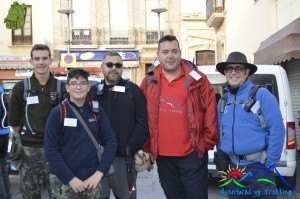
left=113, top=86, right=125, bottom=93
left=64, top=118, right=77, bottom=127
left=26, top=96, right=39, bottom=105
left=189, top=70, right=201, bottom=81
left=251, top=101, right=260, bottom=114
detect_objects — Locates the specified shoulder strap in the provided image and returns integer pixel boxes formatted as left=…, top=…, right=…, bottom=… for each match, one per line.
left=146, top=75, right=153, bottom=88
left=125, top=81, right=134, bottom=107
left=23, top=77, right=34, bottom=134
left=249, top=85, right=267, bottom=129
left=68, top=102, right=101, bottom=147
left=59, top=100, right=67, bottom=125
left=249, top=85, right=261, bottom=100
left=0, top=92, right=9, bottom=129
left=23, top=77, right=30, bottom=101
left=220, top=92, right=228, bottom=114
left=89, top=101, right=100, bottom=122
left=56, top=79, right=62, bottom=99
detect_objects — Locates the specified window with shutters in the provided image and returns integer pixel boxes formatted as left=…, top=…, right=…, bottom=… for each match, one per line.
left=12, top=5, right=32, bottom=45
left=196, top=50, right=215, bottom=66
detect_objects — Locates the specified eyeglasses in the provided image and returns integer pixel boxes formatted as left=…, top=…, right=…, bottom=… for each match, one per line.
left=224, top=66, right=246, bottom=73
left=105, top=62, right=123, bottom=69
left=68, top=81, right=88, bottom=88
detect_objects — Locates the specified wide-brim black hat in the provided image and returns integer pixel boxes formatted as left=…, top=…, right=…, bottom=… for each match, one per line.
left=216, top=51, right=257, bottom=76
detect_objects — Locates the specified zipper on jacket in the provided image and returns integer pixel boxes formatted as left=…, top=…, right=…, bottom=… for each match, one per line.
left=232, top=94, right=236, bottom=156
left=107, top=93, right=111, bottom=118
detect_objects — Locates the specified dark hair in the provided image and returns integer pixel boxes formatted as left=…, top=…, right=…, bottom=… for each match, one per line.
left=30, top=44, right=51, bottom=59
left=67, top=68, right=89, bottom=83
left=158, top=35, right=179, bottom=51
left=102, top=51, right=122, bottom=65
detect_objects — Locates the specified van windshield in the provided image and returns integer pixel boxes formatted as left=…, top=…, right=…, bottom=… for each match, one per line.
left=206, top=74, right=279, bottom=102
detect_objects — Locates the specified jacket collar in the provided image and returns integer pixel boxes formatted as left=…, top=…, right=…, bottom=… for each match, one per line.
left=151, top=59, right=201, bottom=86
left=225, top=78, right=253, bottom=94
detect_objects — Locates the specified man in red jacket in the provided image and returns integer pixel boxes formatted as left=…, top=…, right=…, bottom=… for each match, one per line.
left=140, top=35, right=218, bottom=199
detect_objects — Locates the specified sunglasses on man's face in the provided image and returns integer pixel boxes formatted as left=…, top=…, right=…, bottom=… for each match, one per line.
left=105, top=62, right=123, bottom=69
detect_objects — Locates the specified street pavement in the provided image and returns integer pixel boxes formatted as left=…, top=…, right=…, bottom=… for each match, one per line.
left=9, top=160, right=300, bottom=199
left=9, top=164, right=221, bottom=199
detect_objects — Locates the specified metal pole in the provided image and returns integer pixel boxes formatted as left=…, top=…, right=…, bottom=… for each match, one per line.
left=67, top=13, right=70, bottom=53
left=158, top=12, right=161, bottom=39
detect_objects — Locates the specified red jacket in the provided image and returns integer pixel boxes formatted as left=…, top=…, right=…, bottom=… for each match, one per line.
left=140, top=59, right=219, bottom=160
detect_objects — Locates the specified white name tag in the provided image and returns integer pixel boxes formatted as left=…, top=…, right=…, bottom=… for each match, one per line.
left=92, top=101, right=99, bottom=109
left=26, top=96, right=39, bottom=105
left=251, top=100, right=260, bottom=114
left=64, top=118, right=77, bottom=127
left=189, top=70, right=201, bottom=81
left=113, top=86, right=125, bottom=93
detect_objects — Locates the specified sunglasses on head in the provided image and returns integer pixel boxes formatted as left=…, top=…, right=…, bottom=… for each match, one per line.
left=105, top=62, right=123, bottom=69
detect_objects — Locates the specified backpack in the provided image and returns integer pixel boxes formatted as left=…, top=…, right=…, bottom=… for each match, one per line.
left=58, top=100, right=100, bottom=137
left=93, top=80, right=135, bottom=109
left=0, top=86, right=10, bottom=129
left=23, top=77, right=63, bottom=134
left=220, top=85, right=266, bottom=128
left=4, top=2, right=27, bottom=30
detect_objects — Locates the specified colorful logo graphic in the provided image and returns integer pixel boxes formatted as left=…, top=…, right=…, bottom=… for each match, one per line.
left=218, top=164, right=296, bottom=198
left=4, top=1, right=27, bottom=30
left=219, top=164, right=275, bottom=188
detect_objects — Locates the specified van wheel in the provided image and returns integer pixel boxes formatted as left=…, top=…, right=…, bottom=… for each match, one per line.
left=276, top=170, right=297, bottom=189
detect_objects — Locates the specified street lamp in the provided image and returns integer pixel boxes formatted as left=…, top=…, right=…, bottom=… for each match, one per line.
left=58, top=6, right=75, bottom=53
left=151, top=1, right=167, bottom=40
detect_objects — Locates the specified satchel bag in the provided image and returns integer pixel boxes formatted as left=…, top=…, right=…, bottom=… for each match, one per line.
left=68, top=102, right=114, bottom=176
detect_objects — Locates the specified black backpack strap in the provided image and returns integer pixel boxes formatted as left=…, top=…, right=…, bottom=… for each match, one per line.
left=249, top=85, right=261, bottom=100
left=58, top=100, right=67, bottom=145
left=146, top=75, right=153, bottom=88
left=56, top=79, right=62, bottom=99
left=250, top=85, right=267, bottom=129
left=125, top=80, right=135, bottom=110
left=23, top=77, right=35, bottom=134
left=89, top=101, right=100, bottom=122
left=220, top=92, right=228, bottom=114
left=23, top=77, right=30, bottom=102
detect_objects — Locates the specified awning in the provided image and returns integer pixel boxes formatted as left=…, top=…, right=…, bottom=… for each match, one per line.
left=254, top=18, right=300, bottom=64
left=49, top=67, right=102, bottom=74
left=0, top=61, right=33, bottom=69
left=0, top=69, right=26, bottom=80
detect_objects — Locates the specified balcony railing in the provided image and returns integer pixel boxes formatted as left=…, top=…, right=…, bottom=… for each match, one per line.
left=142, top=28, right=173, bottom=44
left=72, top=28, right=92, bottom=45
left=206, top=0, right=225, bottom=28
left=64, top=27, right=174, bottom=46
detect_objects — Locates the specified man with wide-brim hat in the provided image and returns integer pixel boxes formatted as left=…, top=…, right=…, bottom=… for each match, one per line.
left=215, top=51, right=285, bottom=198
left=216, top=51, right=257, bottom=89
left=216, top=51, right=257, bottom=76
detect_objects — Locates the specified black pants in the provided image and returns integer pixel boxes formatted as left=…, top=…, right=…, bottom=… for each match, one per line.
left=156, top=151, right=208, bottom=199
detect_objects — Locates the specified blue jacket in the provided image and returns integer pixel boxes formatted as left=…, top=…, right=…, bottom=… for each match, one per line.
left=44, top=99, right=117, bottom=184
left=217, top=79, right=285, bottom=168
left=0, top=85, right=10, bottom=135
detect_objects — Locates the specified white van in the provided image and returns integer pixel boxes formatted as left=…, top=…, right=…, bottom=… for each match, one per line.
left=198, top=65, right=297, bottom=187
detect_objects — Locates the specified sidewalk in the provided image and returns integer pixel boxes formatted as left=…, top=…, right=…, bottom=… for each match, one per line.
left=136, top=165, right=165, bottom=199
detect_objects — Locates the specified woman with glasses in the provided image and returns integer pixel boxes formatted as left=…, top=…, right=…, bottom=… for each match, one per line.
left=216, top=52, right=284, bottom=199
